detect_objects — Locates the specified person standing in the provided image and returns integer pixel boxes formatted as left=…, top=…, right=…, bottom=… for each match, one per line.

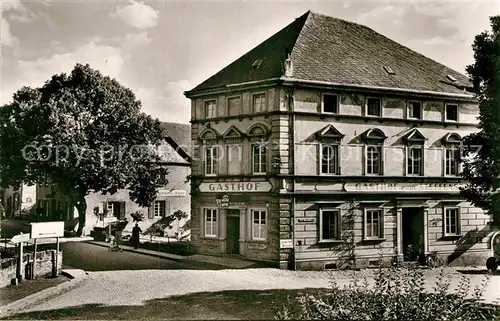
left=132, top=223, right=142, bottom=249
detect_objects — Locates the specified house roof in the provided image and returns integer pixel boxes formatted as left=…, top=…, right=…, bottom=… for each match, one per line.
left=159, top=122, right=191, bottom=162
left=187, top=11, right=473, bottom=97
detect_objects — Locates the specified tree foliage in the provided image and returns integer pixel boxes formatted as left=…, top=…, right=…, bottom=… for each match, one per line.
left=0, top=64, right=169, bottom=235
left=460, top=16, right=500, bottom=227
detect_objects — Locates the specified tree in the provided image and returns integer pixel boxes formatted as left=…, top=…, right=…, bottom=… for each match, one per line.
left=460, top=16, right=500, bottom=227
left=0, top=64, right=169, bottom=235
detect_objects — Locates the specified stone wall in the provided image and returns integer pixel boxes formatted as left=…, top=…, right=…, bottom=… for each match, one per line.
left=0, top=249, right=62, bottom=288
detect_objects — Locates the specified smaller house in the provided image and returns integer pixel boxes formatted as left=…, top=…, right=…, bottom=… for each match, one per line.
left=35, top=122, right=192, bottom=238
left=1, top=184, right=36, bottom=218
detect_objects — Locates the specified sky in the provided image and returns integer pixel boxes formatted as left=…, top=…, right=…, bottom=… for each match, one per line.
left=1, top=0, right=499, bottom=124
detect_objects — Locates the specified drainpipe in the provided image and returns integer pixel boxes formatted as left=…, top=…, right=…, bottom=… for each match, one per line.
left=288, top=86, right=296, bottom=270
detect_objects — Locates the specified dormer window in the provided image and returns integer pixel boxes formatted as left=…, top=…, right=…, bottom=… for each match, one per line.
left=322, top=94, right=338, bottom=114
left=446, top=75, right=457, bottom=82
left=364, top=129, right=386, bottom=175
left=252, top=59, right=263, bottom=68
left=366, top=97, right=381, bottom=117
left=383, top=66, right=396, bottom=75
left=405, top=129, right=426, bottom=176
left=408, top=101, right=422, bottom=120
left=445, top=103, right=458, bottom=122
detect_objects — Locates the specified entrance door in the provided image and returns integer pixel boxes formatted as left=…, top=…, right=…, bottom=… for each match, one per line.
left=402, top=208, right=425, bottom=261
left=226, top=210, right=240, bottom=255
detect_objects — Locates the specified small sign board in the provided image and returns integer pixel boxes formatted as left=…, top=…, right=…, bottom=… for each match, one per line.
left=280, top=239, right=294, bottom=249
left=11, top=233, right=30, bottom=244
left=221, top=195, right=229, bottom=207
left=31, top=221, right=64, bottom=239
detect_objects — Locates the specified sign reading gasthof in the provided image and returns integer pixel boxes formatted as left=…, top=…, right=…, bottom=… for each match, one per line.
left=199, top=181, right=272, bottom=193
left=31, top=221, right=64, bottom=239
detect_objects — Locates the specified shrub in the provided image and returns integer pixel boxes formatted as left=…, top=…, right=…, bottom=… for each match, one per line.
left=275, top=263, right=498, bottom=321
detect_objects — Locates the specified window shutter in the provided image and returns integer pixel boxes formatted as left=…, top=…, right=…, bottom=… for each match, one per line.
left=380, top=147, right=385, bottom=175
left=380, top=210, right=385, bottom=238
left=119, top=202, right=126, bottom=219
left=148, top=202, right=154, bottom=219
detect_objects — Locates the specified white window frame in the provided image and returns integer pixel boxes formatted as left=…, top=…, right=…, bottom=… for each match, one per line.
left=321, top=93, right=339, bottom=114
left=445, top=103, right=459, bottom=122
left=204, top=146, right=218, bottom=176
left=320, top=143, right=340, bottom=175
left=226, top=144, right=242, bottom=175
left=444, top=145, right=460, bottom=176
left=204, top=208, right=218, bottom=238
left=319, top=208, right=341, bottom=242
left=252, top=93, right=266, bottom=113
left=252, top=143, right=267, bottom=175
left=443, top=206, right=461, bottom=236
left=107, top=202, right=115, bottom=216
left=154, top=200, right=166, bottom=218
left=365, top=97, right=382, bottom=117
left=365, top=144, right=383, bottom=175
left=406, top=145, right=424, bottom=176
left=251, top=208, right=267, bottom=241
left=408, top=100, right=423, bottom=120
left=204, top=100, right=217, bottom=119
left=363, top=208, right=383, bottom=240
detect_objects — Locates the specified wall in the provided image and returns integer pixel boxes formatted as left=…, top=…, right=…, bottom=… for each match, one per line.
left=1, top=249, right=62, bottom=288
left=293, top=88, right=479, bottom=177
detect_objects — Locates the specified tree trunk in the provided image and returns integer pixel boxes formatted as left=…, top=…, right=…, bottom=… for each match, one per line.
left=75, top=200, right=87, bottom=236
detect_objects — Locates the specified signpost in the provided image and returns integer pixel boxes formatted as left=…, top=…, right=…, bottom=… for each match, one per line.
left=30, top=222, right=64, bottom=278
left=11, top=233, right=31, bottom=282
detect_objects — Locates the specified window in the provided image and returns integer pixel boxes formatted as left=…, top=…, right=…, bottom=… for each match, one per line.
left=366, top=98, right=381, bottom=117
left=252, top=209, right=266, bottom=240
left=445, top=146, right=460, bottom=176
left=321, top=144, right=339, bottom=175
left=154, top=200, right=166, bottom=218
left=408, top=101, right=422, bottom=119
left=227, top=145, right=242, bottom=175
left=407, top=147, right=423, bottom=176
left=446, top=104, right=458, bottom=121
left=205, top=100, right=216, bottom=118
left=364, top=209, right=382, bottom=239
left=320, top=209, right=340, bottom=241
left=228, top=97, right=241, bottom=117
left=322, top=94, right=338, bottom=114
left=252, top=143, right=267, bottom=174
left=204, top=208, right=218, bottom=237
left=443, top=133, right=462, bottom=176
left=444, top=207, right=460, bottom=236
left=364, top=128, right=386, bottom=175
left=253, top=94, right=266, bottom=113
left=366, top=146, right=382, bottom=175
left=204, top=146, right=218, bottom=176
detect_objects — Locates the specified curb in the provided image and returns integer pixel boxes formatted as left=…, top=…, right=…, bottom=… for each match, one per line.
left=0, top=270, right=88, bottom=319
left=84, top=241, right=186, bottom=262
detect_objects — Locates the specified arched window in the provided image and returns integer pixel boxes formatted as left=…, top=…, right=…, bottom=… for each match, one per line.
left=247, top=123, right=269, bottom=174
left=364, top=129, right=386, bottom=175
left=442, top=133, right=461, bottom=176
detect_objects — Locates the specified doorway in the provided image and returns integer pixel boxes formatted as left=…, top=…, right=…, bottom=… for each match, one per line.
left=402, top=207, right=425, bottom=262
left=226, top=209, right=240, bottom=255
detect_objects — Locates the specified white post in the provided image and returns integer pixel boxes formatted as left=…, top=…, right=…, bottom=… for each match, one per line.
left=53, top=237, right=60, bottom=277
left=17, top=241, right=24, bottom=282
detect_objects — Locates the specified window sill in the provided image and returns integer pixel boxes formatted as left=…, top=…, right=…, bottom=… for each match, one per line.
left=249, top=239, right=267, bottom=243
left=318, top=239, right=343, bottom=244
left=362, top=238, right=386, bottom=243
left=439, top=234, right=463, bottom=241
left=202, top=235, right=219, bottom=239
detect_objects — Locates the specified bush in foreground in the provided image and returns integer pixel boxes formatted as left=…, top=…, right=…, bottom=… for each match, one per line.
left=275, top=265, right=499, bottom=321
